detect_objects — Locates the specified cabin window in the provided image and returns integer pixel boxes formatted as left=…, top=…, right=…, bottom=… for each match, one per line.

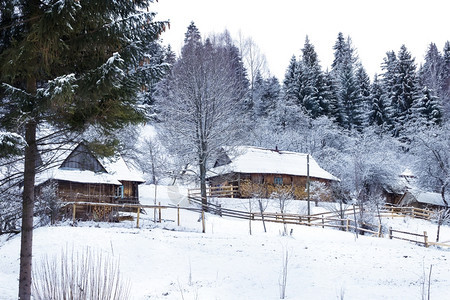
left=274, top=177, right=283, bottom=185
left=115, top=186, right=124, bottom=198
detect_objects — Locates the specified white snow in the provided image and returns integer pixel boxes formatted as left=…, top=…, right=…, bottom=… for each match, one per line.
left=208, top=146, right=340, bottom=181
left=1, top=185, right=450, bottom=300
left=36, top=168, right=122, bottom=185
left=101, top=155, right=146, bottom=183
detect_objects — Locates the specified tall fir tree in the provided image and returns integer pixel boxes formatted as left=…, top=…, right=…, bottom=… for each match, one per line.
left=330, top=33, right=363, bottom=130
left=355, top=65, right=372, bottom=126
left=368, top=75, right=389, bottom=127
left=441, top=41, right=450, bottom=116
left=394, top=45, right=420, bottom=134
left=0, top=1, right=168, bottom=298
left=283, top=55, right=302, bottom=106
left=412, top=86, right=442, bottom=126
left=300, top=36, right=327, bottom=118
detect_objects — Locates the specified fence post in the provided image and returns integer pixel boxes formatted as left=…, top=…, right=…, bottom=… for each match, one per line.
left=136, top=206, right=140, bottom=228
left=201, top=210, right=205, bottom=233
left=158, top=202, right=162, bottom=223
left=388, top=227, right=393, bottom=239
left=321, top=214, right=324, bottom=228
left=72, top=203, right=76, bottom=223
left=346, top=219, right=349, bottom=231
left=177, top=205, right=180, bottom=226
left=424, top=231, right=429, bottom=248
left=218, top=204, right=222, bottom=217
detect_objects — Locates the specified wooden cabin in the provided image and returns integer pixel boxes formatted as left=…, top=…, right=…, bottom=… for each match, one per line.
left=397, top=190, right=447, bottom=210
left=207, top=146, right=339, bottom=200
left=36, top=143, right=145, bottom=220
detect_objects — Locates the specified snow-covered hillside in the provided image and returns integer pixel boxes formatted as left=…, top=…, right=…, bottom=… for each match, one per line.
left=1, top=186, right=449, bottom=300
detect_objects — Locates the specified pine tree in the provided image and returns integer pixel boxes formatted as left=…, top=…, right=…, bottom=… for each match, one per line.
left=338, top=62, right=364, bottom=130
left=413, top=86, right=442, bottom=126
left=330, top=33, right=363, bottom=130
left=394, top=45, right=420, bottom=133
left=300, top=36, right=326, bottom=118
left=283, top=55, right=302, bottom=106
left=380, top=50, right=398, bottom=125
left=259, top=76, right=281, bottom=118
left=441, top=41, right=450, bottom=116
left=324, top=70, right=340, bottom=122
left=368, top=75, right=389, bottom=127
left=0, top=1, right=167, bottom=298
left=419, top=43, right=443, bottom=95
left=252, top=70, right=265, bottom=118
left=331, top=32, right=348, bottom=72
left=355, top=65, right=372, bottom=126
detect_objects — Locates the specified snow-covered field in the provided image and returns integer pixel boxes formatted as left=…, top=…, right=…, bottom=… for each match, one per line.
left=1, top=185, right=450, bottom=300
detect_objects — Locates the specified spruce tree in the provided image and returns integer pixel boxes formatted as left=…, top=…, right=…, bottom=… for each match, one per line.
left=283, top=55, right=302, bottom=106
left=413, top=86, right=442, bottom=126
left=380, top=50, right=398, bottom=125
left=301, top=36, right=326, bottom=118
left=368, top=75, right=389, bottom=127
left=394, top=45, right=420, bottom=134
left=441, top=41, right=450, bottom=116
left=0, top=1, right=167, bottom=298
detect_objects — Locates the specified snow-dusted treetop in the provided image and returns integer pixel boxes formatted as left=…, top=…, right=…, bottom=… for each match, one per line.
left=208, top=146, right=340, bottom=181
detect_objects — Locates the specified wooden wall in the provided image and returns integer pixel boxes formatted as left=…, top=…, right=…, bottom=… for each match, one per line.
left=209, top=172, right=334, bottom=201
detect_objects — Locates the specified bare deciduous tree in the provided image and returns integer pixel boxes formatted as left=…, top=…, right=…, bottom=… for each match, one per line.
left=157, top=23, right=247, bottom=209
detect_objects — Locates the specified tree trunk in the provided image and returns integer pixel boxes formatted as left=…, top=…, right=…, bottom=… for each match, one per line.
left=18, top=120, right=37, bottom=300
left=199, top=160, right=208, bottom=211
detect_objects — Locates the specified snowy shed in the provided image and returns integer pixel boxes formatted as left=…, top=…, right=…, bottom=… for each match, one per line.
left=398, top=189, right=447, bottom=210
left=207, top=146, right=339, bottom=200
left=36, top=142, right=145, bottom=216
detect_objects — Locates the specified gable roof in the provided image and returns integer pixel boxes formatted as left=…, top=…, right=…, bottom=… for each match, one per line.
left=36, top=142, right=145, bottom=186
left=208, top=146, right=339, bottom=181
left=400, top=189, right=447, bottom=207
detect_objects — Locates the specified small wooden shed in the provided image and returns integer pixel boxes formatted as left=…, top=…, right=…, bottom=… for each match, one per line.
left=207, top=146, right=339, bottom=200
left=398, top=189, right=447, bottom=210
left=36, top=142, right=145, bottom=219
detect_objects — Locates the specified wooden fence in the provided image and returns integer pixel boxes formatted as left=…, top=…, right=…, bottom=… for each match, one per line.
left=59, top=199, right=450, bottom=249
left=380, top=205, right=433, bottom=220
left=188, top=186, right=239, bottom=199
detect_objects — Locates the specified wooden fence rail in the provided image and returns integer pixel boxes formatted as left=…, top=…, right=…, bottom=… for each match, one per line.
left=59, top=200, right=449, bottom=249
left=388, top=227, right=429, bottom=247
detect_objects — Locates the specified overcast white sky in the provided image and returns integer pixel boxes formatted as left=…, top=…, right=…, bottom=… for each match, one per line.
left=154, top=0, right=449, bottom=80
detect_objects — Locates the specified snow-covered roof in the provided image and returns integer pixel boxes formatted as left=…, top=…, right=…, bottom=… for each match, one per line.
left=208, top=146, right=339, bottom=181
left=405, top=189, right=447, bottom=207
left=36, top=142, right=145, bottom=186
left=100, top=156, right=145, bottom=183
left=36, top=169, right=122, bottom=185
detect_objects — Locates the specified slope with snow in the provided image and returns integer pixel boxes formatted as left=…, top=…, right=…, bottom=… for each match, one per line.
left=1, top=186, right=449, bottom=300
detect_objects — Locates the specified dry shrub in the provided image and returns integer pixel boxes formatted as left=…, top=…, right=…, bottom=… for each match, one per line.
left=32, top=247, right=131, bottom=300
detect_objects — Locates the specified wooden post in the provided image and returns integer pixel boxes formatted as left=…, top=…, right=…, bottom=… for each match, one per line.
left=201, top=210, right=205, bottom=233
left=177, top=205, right=180, bottom=226
left=158, top=202, right=162, bottom=223
left=72, top=203, right=76, bottom=223
left=346, top=219, right=349, bottom=231
left=353, top=204, right=358, bottom=238
left=389, top=227, right=393, bottom=239
left=424, top=231, right=429, bottom=248
left=321, top=214, right=324, bottom=228
left=136, top=206, right=140, bottom=228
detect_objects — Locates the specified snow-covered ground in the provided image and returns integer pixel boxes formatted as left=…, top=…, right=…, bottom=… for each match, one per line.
left=1, top=185, right=449, bottom=299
